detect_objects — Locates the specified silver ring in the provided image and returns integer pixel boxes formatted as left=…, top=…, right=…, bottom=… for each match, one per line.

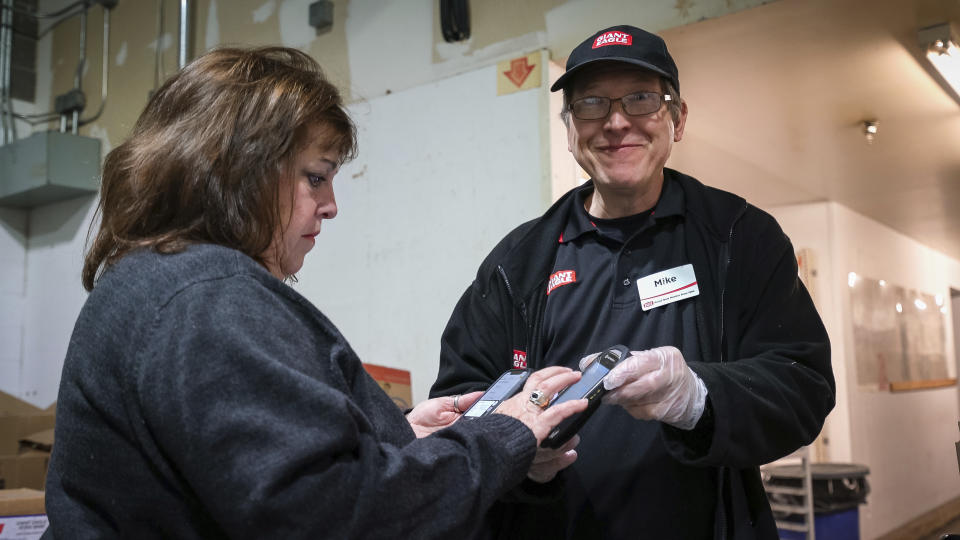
left=453, top=394, right=462, bottom=414
left=529, top=389, right=550, bottom=409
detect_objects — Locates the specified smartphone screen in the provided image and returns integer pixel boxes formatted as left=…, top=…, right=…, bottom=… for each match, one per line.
left=463, top=370, right=529, bottom=418
left=550, top=358, right=612, bottom=406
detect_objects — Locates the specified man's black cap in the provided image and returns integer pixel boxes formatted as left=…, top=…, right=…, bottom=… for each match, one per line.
left=550, top=25, right=679, bottom=93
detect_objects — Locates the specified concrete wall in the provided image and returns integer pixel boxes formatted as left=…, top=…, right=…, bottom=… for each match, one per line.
left=771, top=201, right=960, bottom=539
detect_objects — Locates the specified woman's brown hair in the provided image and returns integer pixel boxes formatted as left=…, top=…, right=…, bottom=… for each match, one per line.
left=82, top=46, right=357, bottom=290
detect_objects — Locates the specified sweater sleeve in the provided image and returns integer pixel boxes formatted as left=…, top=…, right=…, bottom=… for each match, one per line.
left=133, top=275, right=536, bottom=539
left=664, top=209, right=835, bottom=468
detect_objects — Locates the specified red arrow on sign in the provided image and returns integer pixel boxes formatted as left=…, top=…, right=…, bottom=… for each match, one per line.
left=504, top=57, right=535, bottom=87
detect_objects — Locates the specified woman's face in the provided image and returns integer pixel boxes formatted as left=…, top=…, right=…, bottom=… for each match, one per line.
left=265, top=133, right=340, bottom=279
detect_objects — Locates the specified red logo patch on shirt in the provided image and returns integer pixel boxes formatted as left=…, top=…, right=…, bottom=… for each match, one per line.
left=593, top=31, right=632, bottom=48
left=547, top=270, right=577, bottom=295
left=513, top=350, right=527, bottom=369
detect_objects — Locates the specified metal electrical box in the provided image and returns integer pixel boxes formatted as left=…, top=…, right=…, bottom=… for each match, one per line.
left=0, top=131, right=101, bottom=208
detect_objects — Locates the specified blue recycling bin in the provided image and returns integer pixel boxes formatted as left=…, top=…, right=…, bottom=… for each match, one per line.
left=765, top=463, right=870, bottom=540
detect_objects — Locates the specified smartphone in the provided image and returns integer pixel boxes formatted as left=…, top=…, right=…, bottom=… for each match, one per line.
left=541, top=344, right=629, bottom=449
left=461, top=369, right=531, bottom=419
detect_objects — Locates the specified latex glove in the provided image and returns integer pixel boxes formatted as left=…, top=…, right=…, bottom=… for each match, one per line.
left=406, top=391, right=483, bottom=438
left=598, top=346, right=708, bottom=430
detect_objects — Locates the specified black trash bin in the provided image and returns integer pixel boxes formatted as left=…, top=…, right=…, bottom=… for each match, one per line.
left=764, top=462, right=870, bottom=540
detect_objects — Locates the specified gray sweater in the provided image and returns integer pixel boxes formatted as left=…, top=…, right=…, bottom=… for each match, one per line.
left=44, top=244, right=535, bottom=539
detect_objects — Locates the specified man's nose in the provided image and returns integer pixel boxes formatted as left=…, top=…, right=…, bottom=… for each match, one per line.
left=604, top=102, right=632, bottom=130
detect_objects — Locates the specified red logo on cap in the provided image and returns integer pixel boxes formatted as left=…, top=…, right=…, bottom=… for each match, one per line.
left=593, top=31, right=632, bottom=48
left=513, top=350, right=527, bottom=369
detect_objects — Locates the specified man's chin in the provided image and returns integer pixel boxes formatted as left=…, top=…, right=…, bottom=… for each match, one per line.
left=593, top=175, right=654, bottom=190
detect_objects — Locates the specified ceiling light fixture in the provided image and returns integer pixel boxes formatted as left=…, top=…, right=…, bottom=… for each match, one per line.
left=862, top=120, right=879, bottom=144
left=919, top=22, right=960, bottom=101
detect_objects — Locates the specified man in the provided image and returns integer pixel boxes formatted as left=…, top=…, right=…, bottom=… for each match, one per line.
left=430, top=25, right=835, bottom=539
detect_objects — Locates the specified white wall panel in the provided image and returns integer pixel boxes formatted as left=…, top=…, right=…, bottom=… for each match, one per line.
left=294, top=61, right=549, bottom=403
left=21, top=196, right=96, bottom=406
left=0, top=208, right=27, bottom=396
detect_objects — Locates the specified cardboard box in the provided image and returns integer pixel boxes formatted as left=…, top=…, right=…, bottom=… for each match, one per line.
left=18, top=431, right=53, bottom=454
left=0, top=489, right=44, bottom=516
left=0, top=393, right=55, bottom=456
left=0, top=488, right=48, bottom=539
left=362, top=364, right=413, bottom=409
left=0, top=452, right=49, bottom=491
left=0, top=426, right=55, bottom=491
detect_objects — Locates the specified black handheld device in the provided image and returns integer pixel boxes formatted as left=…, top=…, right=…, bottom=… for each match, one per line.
left=541, top=344, right=629, bottom=449
left=461, top=369, right=530, bottom=419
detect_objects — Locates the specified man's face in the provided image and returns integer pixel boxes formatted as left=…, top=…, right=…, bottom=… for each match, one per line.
left=566, top=64, right=687, bottom=198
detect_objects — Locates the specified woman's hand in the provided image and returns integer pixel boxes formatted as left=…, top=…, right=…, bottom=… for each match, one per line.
left=494, top=366, right=588, bottom=447
left=406, top=391, right=483, bottom=438
left=526, top=434, right=580, bottom=483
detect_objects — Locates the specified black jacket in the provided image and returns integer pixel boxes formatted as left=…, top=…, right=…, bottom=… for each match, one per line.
left=430, top=169, right=836, bottom=539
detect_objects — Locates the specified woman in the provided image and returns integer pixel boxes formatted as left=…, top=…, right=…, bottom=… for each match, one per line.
left=43, top=47, right=586, bottom=539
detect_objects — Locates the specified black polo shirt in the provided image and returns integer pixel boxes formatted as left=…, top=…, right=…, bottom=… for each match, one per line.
left=541, top=175, right=714, bottom=539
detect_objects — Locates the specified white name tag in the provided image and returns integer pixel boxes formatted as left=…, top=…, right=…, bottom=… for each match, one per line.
left=636, top=264, right=699, bottom=311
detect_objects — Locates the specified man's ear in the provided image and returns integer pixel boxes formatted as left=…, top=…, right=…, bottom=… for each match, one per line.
left=673, top=100, right=689, bottom=142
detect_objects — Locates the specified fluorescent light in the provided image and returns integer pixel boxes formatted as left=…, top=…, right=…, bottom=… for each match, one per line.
left=927, top=40, right=960, bottom=96
left=919, top=23, right=960, bottom=101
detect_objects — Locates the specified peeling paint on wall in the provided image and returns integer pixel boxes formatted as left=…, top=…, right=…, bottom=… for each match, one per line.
left=435, top=0, right=563, bottom=62
left=278, top=0, right=317, bottom=49
left=116, top=42, right=128, bottom=66
left=253, top=0, right=277, bottom=23
left=544, top=0, right=775, bottom=60
left=206, top=0, right=221, bottom=51
left=435, top=31, right=546, bottom=62
left=86, top=124, right=113, bottom=160
left=147, top=33, right=174, bottom=52
left=434, top=38, right=472, bottom=60
left=675, top=0, right=695, bottom=19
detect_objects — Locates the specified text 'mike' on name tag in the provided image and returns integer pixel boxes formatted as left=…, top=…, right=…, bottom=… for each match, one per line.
left=636, top=263, right=699, bottom=312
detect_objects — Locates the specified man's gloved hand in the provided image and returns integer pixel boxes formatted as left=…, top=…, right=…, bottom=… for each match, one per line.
left=584, top=346, right=707, bottom=430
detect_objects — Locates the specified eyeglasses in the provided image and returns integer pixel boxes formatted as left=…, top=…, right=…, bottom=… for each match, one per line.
left=568, top=91, right=672, bottom=120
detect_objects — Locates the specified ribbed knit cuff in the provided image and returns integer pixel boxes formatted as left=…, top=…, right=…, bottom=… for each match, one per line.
left=478, top=413, right=537, bottom=479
